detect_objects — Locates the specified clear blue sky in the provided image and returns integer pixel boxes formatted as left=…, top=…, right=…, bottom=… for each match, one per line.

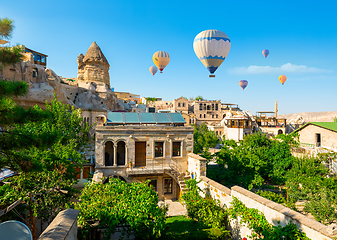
left=2, top=0, right=336, bottom=115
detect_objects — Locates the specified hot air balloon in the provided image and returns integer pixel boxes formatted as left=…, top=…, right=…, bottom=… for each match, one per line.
left=239, top=80, right=248, bottom=90
left=153, top=51, right=170, bottom=73
left=149, top=66, right=158, bottom=76
left=193, top=29, right=231, bottom=77
left=279, top=75, right=287, bottom=85
left=262, top=49, right=269, bottom=58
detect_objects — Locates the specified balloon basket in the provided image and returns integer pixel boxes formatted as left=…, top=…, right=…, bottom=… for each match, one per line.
left=209, top=75, right=215, bottom=78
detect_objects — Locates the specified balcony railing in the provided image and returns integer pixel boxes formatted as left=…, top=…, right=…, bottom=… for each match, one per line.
left=126, top=159, right=181, bottom=176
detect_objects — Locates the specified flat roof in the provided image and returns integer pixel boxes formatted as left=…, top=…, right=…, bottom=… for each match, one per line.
left=106, top=112, right=186, bottom=125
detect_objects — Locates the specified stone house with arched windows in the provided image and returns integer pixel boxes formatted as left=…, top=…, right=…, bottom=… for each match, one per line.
left=93, top=112, right=194, bottom=200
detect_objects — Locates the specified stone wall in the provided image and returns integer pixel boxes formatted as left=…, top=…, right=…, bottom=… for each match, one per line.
left=298, top=124, right=337, bottom=150
left=38, top=209, right=79, bottom=240
left=188, top=156, right=337, bottom=240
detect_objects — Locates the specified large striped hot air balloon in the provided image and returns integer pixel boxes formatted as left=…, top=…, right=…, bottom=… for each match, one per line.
left=262, top=49, right=269, bottom=58
left=239, top=80, right=248, bottom=90
left=153, top=51, right=170, bottom=73
left=193, top=29, right=231, bottom=77
left=149, top=66, right=158, bottom=76
left=279, top=75, right=287, bottom=85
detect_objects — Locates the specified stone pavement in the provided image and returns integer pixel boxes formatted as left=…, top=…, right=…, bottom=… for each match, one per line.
left=158, top=199, right=187, bottom=217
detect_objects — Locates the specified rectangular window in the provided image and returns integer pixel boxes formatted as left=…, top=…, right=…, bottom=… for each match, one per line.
left=148, top=179, right=157, bottom=192
left=172, top=142, right=181, bottom=157
left=164, top=178, right=173, bottom=194
left=178, top=103, right=181, bottom=107
left=212, top=115, right=214, bottom=118
left=182, top=103, right=185, bottom=107
left=155, top=142, right=164, bottom=157
left=200, top=114, right=202, bottom=118
left=204, top=114, right=206, bottom=118
left=216, top=114, right=218, bottom=118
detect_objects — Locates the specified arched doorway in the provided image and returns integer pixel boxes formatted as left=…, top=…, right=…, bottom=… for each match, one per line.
left=117, top=141, right=126, bottom=166
left=278, top=129, right=283, bottom=135
left=105, top=141, right=114, bottom=166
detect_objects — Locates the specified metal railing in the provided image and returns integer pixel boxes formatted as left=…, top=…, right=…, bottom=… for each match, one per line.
left=127, top=159, right=178, bottom=175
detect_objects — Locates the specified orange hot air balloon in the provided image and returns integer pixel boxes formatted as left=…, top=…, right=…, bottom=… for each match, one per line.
left=279, top=75, right=287, bottom=85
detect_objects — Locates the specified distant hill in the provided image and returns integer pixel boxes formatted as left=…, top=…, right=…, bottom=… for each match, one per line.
left=279, top=111, right=337, bottom=123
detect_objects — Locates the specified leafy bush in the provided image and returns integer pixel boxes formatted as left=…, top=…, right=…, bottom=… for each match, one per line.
left=182, top=179, right=229, bottom=238
left=229, top=197, right=310, bottom=240
left=75, top=179, right=167, bottom=240
left=256, top=190, right=286, bottom=204
left=286, top=156, right=337, bottom=224
left=214, top=133, right=297, bottom=189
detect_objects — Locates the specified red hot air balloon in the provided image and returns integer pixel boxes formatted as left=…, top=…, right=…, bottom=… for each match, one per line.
left=262, top=49, right=269, bottom=58
left=239, top=80, right=248, bottom=90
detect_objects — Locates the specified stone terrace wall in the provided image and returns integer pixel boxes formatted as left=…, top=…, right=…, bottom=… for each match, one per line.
left=187, top=155, right=337, bottom=240
left=38, top=209, right=79, bottom=240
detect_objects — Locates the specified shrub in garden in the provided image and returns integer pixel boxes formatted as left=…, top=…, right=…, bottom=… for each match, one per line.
left=255, top=190, right=286, bottom=204
left=229, top=197, right=310, bottom=240
left=182, top=179, right=230, bottom=239
left=74, top=179, right=167, bottom=240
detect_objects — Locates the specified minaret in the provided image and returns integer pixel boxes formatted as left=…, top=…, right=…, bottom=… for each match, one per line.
left=275, top=99, right=278, bottom=119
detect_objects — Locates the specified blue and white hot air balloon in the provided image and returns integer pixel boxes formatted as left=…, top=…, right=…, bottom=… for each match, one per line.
left=193, top=30, right=231, bottom=77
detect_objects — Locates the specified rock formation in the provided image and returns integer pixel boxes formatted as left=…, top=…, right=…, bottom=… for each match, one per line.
left=77, top=42, right=111, bottom=92
left=0, top=44, right=124, bottom=111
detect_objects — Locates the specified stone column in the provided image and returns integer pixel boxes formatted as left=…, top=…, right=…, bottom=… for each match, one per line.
left=125, top=144, right=128, bottom=166
left=113, top=145, right=117, bottom=167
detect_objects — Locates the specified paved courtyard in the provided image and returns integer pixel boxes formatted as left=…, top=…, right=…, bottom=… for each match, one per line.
left=158, top=199, right=187, bottom=217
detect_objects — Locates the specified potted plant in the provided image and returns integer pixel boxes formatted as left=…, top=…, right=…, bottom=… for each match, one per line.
left=129, top=161, right=132, bottom=168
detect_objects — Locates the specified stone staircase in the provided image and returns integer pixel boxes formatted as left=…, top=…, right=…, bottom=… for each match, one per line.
left=168, top=168, right=191, bottom=194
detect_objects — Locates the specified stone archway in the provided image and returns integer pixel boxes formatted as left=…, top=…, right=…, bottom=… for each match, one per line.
left=104, top=141, right=114, bottom=166
left=117, top=141, right=126, bottom=166
left=278, top=129, right=283, bottom=135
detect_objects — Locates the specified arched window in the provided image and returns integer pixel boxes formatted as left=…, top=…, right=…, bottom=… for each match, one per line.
left=117, top=141, right=126, bottom=166
left=207, top=105, right=210, bottom=110
left=105, top=141, right=114, bottom=166
left=199, top=104, right=202, bottom=111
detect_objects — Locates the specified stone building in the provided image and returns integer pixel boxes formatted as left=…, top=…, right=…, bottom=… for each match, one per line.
left=93, top=112, right=194, bottom=200
left=221, top=113, right=253, bottom=141
left=294, top=120, right=337, bottom=150
left=191, top=100, right=223, bottom=125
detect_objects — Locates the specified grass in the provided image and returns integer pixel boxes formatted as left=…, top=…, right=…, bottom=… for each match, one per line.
left=165, top=215, right=229, bottom=240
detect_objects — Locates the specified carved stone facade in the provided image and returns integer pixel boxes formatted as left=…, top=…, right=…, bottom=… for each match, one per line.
left=94, top=122, right=194, bottom=200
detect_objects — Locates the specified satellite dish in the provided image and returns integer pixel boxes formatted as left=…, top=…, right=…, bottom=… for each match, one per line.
left=0, top=220, right=32, bottom=240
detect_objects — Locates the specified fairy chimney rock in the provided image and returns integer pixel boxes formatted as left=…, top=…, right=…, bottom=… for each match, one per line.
left=77, top=42, right=110, bottom=89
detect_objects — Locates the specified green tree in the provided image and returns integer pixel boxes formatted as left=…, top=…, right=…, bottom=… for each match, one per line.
left=0, top=97, right=91, bottom=239
left=0, top=18, right=14, bottom=40
left=145, top=97, right=158, bottom=103
left=193, top=123, right=219, bottom=156
left=0, top=19, right=91, bottom=240
left=195, top=95, right=204, bottom=101
left=74, top=179, right=167, bottom=240
left=286, top=156, right=337, bottom=224
left=213, top=132, right=296, bottom=189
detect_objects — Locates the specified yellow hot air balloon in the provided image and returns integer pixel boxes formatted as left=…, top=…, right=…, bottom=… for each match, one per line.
left=153, top=51, right=170, bottom=73
left=279, top=75, right=287, bottom=85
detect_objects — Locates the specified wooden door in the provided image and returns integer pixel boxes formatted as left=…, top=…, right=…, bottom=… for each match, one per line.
left=135, top=142, right=146, bottom=167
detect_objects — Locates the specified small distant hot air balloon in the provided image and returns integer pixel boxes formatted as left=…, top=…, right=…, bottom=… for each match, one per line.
left=279, top=75, right=287, bottom=85
left=193, top=29, right=231, bottom=77
left=262, top=49, right=269, bottom=58
left=153, top=51, right=170, bottom=73
left=149, top=66, right=158, bottom=76
left=239, top=80, right=248, bottom=90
